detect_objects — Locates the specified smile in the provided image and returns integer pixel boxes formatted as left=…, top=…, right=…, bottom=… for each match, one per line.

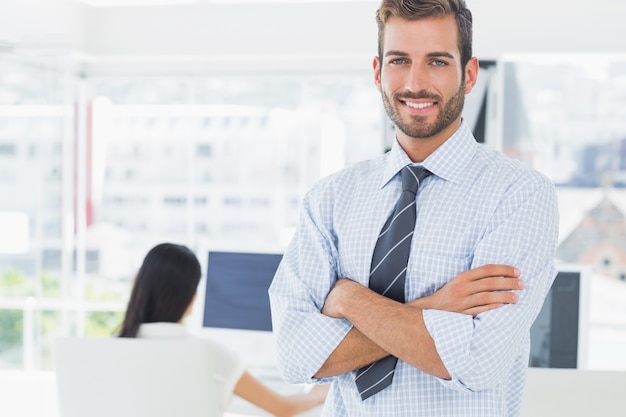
left=403, top=101, right=435, bottom=110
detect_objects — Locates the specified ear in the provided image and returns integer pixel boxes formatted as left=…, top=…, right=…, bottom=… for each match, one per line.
left=189, top=291, right=197, bottom=308
left=373, top=56, right=382, bottom=92
left=182, top=291, right=197, bottom=322
left=463, top=57, right=479, bottom=94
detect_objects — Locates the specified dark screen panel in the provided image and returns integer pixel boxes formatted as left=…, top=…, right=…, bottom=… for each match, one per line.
left=529, top=271, right=581, bottom=368
left=202, top=251, right=282, bottom=332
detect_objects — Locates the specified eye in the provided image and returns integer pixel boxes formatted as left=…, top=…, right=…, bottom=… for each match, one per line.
left=389, top=58, right=408, bottom=65
left=431, top=59, right=448, bottom=67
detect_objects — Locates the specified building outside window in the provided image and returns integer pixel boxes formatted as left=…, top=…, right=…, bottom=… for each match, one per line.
left=0, top=61, right=384, bottom=371
left=497, top=54, right=626, bottom=370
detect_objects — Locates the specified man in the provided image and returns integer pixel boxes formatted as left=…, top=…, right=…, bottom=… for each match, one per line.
left=269, top=0, right=559, bottom=415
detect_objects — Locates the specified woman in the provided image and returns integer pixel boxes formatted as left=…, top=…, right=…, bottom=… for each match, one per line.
left=118, top=242, right=328, bottom=417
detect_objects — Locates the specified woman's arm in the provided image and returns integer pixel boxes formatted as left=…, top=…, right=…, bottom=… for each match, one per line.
left=233, top=371, right=329, bottom=417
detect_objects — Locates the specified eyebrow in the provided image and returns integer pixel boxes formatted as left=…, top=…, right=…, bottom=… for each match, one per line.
left=384, top=50, right=456, bottom=60
left=384, top=50, right=409, bottom=57
left=427, top=51, right=455, bottom=60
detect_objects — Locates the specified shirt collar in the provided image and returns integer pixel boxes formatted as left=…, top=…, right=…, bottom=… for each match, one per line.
left=137, top=322, right=189, bottom=339
left=381, top=120, right=478, bottom=188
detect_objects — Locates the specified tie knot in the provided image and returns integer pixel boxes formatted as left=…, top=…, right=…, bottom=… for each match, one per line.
left=401, top=165, right=432, bottom=194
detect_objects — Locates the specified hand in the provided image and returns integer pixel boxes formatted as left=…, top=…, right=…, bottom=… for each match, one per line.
left=321, top=278, right=358, bottom=319
left=307, top=383, right=330, bottom=404
left=410, top=264, right=523, bottom=317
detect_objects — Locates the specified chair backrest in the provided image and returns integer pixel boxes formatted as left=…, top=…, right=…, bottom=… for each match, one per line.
left=54, top=337, right=220, bottom=417
left=520, top=367, right=626, bottom=417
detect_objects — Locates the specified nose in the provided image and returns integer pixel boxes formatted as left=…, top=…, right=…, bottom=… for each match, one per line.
left=405, top=64, right=429, bottom=93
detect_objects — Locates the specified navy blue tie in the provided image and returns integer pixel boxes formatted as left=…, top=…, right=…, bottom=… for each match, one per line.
left=355, top=165, right=432, bottom=400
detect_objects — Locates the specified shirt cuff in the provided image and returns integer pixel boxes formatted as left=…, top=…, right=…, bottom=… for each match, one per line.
left=423, top=308, right=475, bottom=392
left=306, top=316, right=354, bottom=383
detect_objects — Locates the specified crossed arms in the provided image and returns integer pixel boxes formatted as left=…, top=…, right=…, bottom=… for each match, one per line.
left=314, top=264, right=523, bottom=380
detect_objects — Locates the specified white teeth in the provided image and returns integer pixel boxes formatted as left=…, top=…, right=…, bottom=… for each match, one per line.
left=405, top=101, right=433, bottom=109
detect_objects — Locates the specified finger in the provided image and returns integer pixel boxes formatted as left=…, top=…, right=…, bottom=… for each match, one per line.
left=465, top=264, right=521, bottom=281
left=467, top=277, right=525, bottom=294
left=464, top=290, right=521, bottom=316
left=468, top=291, right=520, bottom=309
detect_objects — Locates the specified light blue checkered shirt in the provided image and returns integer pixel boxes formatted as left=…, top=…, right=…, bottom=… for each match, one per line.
left=269, top=121, right=559, bottom=417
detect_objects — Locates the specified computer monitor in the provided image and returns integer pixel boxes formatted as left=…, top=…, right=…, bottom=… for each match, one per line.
left=190, top=248, right=283, bottom=372
left=201, top=250, right=282, bottom=331
left=529, top=264, right=590, bottom=369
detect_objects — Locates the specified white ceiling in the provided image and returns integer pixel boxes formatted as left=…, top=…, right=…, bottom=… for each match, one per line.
left=73, top=0, right=373, bottom=7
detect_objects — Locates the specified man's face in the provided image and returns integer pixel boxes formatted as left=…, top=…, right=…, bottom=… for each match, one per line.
left=374, top=14, right=477, bottom=149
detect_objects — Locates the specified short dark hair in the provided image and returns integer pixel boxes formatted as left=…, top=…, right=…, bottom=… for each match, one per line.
left=376, top=0, right=473, bottom=67
left=118, top=243, right=201, bottom=338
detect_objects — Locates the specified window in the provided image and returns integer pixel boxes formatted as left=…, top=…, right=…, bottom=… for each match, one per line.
left=196, top=144, right=212, bottom=157
left=497, top=54, right=626, bottom=370
left=0, top=143, right=16, bottom=156
left=0, top=52, right=385, bottom=371
left=0, top=52, right=75, bottom=370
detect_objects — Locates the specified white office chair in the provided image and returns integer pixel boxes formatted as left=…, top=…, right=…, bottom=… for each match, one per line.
left=520, top=367, right=626, bottom=417
left=54, top=337, right=221, bottom=417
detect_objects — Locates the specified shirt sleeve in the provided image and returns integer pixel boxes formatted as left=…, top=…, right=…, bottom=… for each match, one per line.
left=209, top=339, right=247, bottom=412
left=423, top=169, right=559, bottom=392
left=268, top=179, right=353, bottom=384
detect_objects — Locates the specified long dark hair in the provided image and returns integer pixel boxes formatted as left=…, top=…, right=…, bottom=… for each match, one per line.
left=118, top=243, right=201, bottom=338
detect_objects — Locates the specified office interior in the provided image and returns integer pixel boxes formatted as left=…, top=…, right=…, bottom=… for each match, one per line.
left=0, top=0, right=625, bottom=416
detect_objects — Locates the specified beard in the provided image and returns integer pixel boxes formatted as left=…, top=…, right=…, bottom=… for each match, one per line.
left=381, top=81, right=466, bottom=140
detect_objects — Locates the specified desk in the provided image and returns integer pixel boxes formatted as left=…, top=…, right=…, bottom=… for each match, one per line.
left=0, top=370, right=59, bottom=417
left=520, top=368, right=626, bottom=417
left=0, top=369, right=323, bottom=417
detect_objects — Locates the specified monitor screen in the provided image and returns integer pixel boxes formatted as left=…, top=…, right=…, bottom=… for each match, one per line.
left=202, top=251, right=282, bottom=332
left=529, top=265, right=589, bottom=369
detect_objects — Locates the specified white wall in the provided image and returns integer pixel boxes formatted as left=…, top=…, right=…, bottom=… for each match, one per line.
left=0, top=0, right=85, bottom=51
left=471, top=0, right=626, bottom=58
left=80, top=1, right=379, bottom=75
left=82, top=2, right=379, bottom=57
